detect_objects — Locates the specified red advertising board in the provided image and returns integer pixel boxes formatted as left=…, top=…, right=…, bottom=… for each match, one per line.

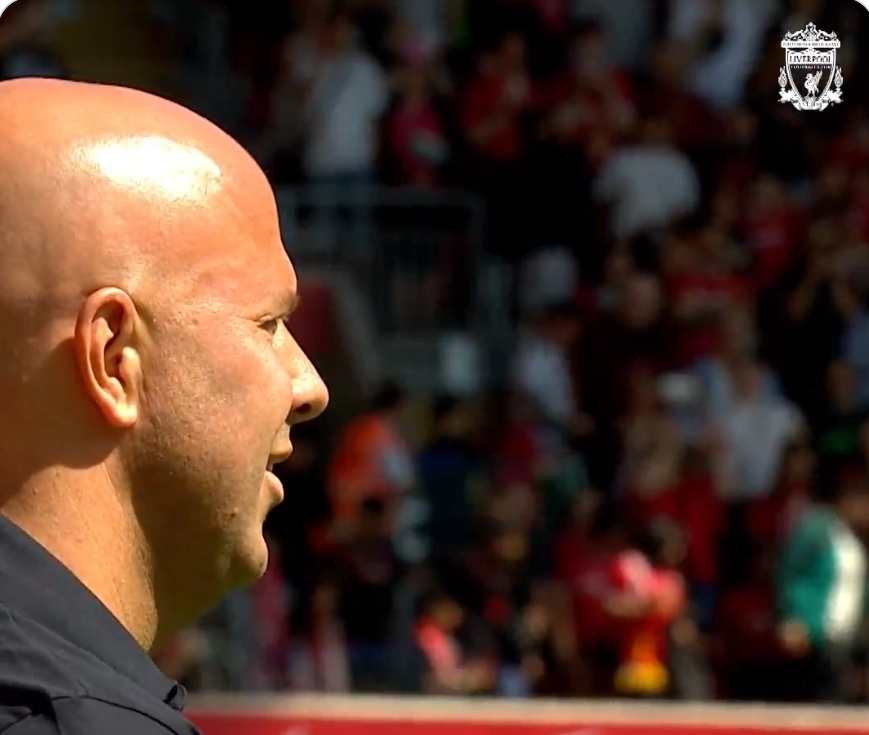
left=190, top=715, right=869, bottom=735
left=187, top=695, right=869, bottom=735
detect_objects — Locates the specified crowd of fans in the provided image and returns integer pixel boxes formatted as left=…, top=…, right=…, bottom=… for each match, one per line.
left=147, top=0, right=869, bottom=704
left=7, top=0, right=869, bottom=706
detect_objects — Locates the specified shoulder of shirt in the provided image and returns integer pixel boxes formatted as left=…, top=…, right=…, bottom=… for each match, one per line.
left=0, top=607, right=191, bottom=733
left=4, top=697, right=187, bottom=734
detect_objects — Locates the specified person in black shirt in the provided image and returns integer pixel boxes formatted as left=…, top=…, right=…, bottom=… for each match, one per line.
left=0, top=78, right=328, bottom=733
left=337, top=497, right=400, bottom=691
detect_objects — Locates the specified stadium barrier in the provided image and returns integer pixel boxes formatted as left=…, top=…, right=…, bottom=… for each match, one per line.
left=187, top=694, right=869, bottom=735
left=275, top=186, right=489, bottom=335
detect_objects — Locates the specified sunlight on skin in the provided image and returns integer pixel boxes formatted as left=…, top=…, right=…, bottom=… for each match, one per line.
left=78, top=136, right=224, bottom=203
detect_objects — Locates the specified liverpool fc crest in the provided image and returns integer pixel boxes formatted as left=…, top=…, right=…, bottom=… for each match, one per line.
left=779, top=22, right=843, bottom=111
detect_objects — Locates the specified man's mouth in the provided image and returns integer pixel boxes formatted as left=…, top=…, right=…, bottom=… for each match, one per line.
left=268, top=443, right=294, bottom=470
left=264, top=469, right=285, bottom=501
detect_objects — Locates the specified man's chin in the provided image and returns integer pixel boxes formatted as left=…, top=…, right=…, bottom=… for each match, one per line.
left=227, top=534, right=271, bottom=589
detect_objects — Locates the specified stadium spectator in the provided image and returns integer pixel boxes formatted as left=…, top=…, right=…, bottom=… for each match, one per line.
left=288, top=574, right=351, bottom=692
left=634, top=40, right=723, bottom=155
left=666, top=0, right=778, bottom=111
left=776, top=463, right=869, bottom=702
left=512, top=301, right=591, bottom=449
left=555, top=500, right=628, bottom=695
left=414, top=587, right=494, bottom=695
left=570, top=0, right=654, bottom=70
left=711, top=357, right=806, bottom=502
left=617, top=366, right=683, bottom=504
left=417, top=395, right=480, bottom=560
left=336, top=497, right=401, bottom=691
left=541, top=21, right=634, bottom=170
left=460, top=30, right=533, bottom=166
left=747, top=438, right=813, bottom=554
left=250, top=535, right=293, bottom=690
left=817, top=360, right=869, bottom=462
left=611, top=519, right=692, bottom=699
left=594, top=114, right=701, bottom=241
left=385, top=56, right=450, bottom=186
left=328, top=381, right=416, bottom=539
left=775, top=216, right=860, bottom=427
left=492, top=585, right=552, bottom=698
left=742, top=173, right=803, bottom=292
left=460, top=29, right=537, bottom=258
left=694, top=304, right=779, bottom=430
left=268, top=8, right=388, bottom=184
left=665, top=219, right=750, bottom=368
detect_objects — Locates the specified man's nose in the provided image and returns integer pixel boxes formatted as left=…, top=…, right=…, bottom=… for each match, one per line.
left=284, top=336, right=329, bottom=424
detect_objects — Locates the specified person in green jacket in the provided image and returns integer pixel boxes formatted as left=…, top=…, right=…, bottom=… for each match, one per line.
left=776, top=462, right=869, bottom=702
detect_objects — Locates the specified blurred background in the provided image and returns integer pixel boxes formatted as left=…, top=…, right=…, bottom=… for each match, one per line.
left=6, top=0, right=869, bottom=706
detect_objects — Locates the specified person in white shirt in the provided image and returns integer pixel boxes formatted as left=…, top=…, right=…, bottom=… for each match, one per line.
left=713, top=358, right=806, bottom=501
left=300, top=12, right=388, bottom=182
left=265, top=10, right=388, bottom=184
left=695, top=304, right=782, bottom=426
left=512, top=302, right=592, bottom=442
left=594, top=115, right=700, bottom=240
left=667, top=0, right=778, bottom=110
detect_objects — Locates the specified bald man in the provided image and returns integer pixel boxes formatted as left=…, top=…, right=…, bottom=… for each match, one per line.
left=0, top=78, right=328, bottom=734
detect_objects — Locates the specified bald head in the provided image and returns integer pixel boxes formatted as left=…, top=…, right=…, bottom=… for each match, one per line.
left=0, top=79, right=327, bottom=645
left=0, top=78, right=279, bottom=316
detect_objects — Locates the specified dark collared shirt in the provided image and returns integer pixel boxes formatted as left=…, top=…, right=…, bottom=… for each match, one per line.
left=0, top=514, right=201, bottom=734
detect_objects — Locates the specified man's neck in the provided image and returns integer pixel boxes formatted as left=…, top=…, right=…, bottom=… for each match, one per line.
left=0, top=471, right=159, bottom=651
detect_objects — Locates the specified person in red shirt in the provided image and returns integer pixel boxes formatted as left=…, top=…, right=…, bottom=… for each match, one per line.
left=460, top=31, right=535, bottom=164
left=609, top=520, right=689, bottom=698
left=460, top=30, right=539, bottom=260
left=414, top=588, right=494, bottom=695
left=618, top=365, right=683, bottom=527
left=717, top=108, right=758, bottom=194
left=386, top=60, right=449, bottom=187
left=542, top=21, right=634, bottom=170
left=678, top=453, right=723, bottom=591
left=555, top=503, right=634, bottom=695
left=621, top=432, right=722, bottom=633
left=743, top=174, right=805, bottom=293
left=636, top=41, right=723, bottom=153
left=665, top=219, right=751, bottom=367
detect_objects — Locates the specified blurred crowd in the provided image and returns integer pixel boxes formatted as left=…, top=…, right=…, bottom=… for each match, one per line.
left=152, top=0, right=869, bottom=704
left=7, top=0, right=869, bottom=706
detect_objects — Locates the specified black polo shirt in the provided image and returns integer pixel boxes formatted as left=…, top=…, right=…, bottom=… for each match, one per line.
left=0, top=513, right=201, bottom=734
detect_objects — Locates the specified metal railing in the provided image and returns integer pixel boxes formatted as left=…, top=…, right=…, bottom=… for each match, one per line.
left=276, top=186, right=491, bottom=336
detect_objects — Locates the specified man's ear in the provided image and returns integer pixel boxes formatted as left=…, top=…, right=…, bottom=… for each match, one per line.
left=73, top=288, right=143, bottom=428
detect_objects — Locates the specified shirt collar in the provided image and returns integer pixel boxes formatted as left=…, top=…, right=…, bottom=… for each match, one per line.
left=0, top=513, right=186, bottom=711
